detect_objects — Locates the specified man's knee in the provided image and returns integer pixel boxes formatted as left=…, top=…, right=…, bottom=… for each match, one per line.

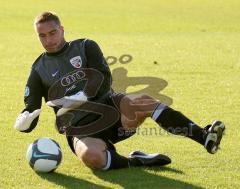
left=80, top=147, right=106, bottom=169
left=74, top=137, right=107, bottom=169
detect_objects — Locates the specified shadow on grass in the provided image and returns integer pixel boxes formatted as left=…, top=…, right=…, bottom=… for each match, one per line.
left=93, top=166, right=205, bottom=189
left=37, top=172, right=111, bottom=189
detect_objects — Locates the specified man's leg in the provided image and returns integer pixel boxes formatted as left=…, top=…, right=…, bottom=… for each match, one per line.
left=73, top=136, right=171, bottom=170
left=74, top=137, right=131, bottom=170
left=119, top=94, right=225, bottom=154
left=150, top=100, right=225, bottom=153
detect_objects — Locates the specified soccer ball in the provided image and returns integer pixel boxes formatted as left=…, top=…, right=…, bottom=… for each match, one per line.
left=26, top=137, right=62, bottom=173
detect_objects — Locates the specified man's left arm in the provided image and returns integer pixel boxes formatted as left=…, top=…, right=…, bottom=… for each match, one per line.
left=14, top=68, right=43, bottom=132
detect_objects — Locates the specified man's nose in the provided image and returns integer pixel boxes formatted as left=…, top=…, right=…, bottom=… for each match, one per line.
left=46, top=36, right=53, bottom=44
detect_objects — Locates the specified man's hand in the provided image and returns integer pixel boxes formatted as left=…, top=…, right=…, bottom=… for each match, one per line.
left=14, top=109, right=41, bottom=131
left=46, top=91, right=87, bottom=116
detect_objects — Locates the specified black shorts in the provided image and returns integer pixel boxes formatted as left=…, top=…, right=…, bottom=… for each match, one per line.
left=66, top=93, right=136, bottom=154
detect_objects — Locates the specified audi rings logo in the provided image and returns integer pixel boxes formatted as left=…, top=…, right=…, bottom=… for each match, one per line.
left=61, top=70, right=85, bottom=86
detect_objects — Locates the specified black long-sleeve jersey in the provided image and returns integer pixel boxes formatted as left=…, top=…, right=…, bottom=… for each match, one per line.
left=22, top=39, right=112, bottom=133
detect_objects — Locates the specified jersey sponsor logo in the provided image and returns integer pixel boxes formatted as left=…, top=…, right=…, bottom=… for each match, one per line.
left=61, top=70, right=85, bottom=86
left=70, top=56, right=82, bottom=68
left=66, top=84, right=76, bottom=92
left=24, top=86, right=30, bottom=97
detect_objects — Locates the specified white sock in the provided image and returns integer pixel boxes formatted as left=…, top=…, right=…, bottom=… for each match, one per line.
left=151, top=103, right=167, bottom=121
left=102, top=150, right=111, bottom=170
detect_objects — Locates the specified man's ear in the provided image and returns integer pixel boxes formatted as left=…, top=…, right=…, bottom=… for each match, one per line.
left=60, top=25, right=64, bottom=32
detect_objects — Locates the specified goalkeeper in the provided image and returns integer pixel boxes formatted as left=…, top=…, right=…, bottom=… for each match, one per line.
left=14, top=11, right=225, bottom=170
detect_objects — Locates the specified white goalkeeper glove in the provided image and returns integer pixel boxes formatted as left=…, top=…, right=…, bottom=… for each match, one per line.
left=46, top=91, right=87, bottom=116
left=14, top=109, right=41, bottom=131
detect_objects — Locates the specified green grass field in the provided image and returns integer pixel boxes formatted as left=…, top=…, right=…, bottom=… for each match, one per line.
left=1, top=0, right=240, bottom=188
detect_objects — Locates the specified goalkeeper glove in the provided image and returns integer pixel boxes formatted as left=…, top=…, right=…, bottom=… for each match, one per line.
left=14, top=109, right=41, bottom=131
left=46, top=91, right=87, bottom=116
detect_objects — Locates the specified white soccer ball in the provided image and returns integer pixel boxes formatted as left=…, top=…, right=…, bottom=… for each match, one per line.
left=26, top=137, right=62, bottom=173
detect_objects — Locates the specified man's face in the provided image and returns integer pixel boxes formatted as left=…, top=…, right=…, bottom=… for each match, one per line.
left=35, top=21, right=65, bottom=53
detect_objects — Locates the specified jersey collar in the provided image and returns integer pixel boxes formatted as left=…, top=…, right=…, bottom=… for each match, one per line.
left=45, top=42, right=69, bottom=56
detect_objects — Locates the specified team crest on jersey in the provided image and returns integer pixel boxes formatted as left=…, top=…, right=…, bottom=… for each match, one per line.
left=70, top=56, right=82, bottom=68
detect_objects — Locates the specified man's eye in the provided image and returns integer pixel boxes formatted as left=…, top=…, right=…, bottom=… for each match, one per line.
left=50, top=31, right=56, bottom=35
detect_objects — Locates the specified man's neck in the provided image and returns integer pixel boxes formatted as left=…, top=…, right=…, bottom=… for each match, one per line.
left=46, top=40, right=69, bottom=56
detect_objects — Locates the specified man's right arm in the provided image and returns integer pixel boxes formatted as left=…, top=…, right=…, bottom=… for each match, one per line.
left=14, top=68, right=43, bottom=132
